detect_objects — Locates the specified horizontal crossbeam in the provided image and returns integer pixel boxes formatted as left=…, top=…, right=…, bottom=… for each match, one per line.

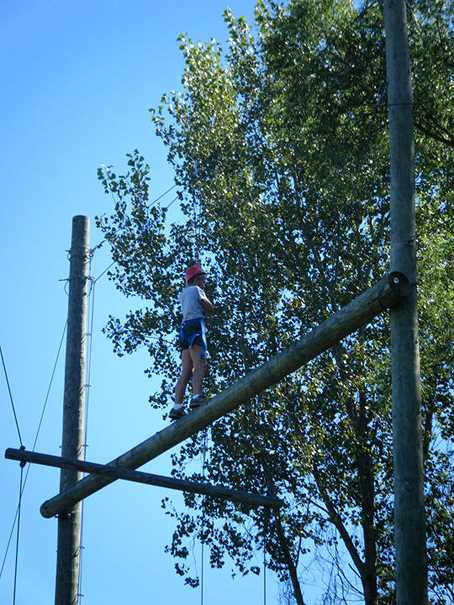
left=5, top=448, right=282, bottom=509
left=39, top=272, right=409, bottom=518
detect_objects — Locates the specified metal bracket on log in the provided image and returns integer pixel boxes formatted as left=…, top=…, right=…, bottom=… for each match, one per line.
left=32, top=272, right=408, bottom=518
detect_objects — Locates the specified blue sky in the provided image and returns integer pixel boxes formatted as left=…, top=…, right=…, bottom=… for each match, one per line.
left=0, top=1, right=311, bottom=603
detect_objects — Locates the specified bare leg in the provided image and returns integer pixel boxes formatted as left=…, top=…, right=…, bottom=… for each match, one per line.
left=175, top=349, right=193, bottom=404
left=189, top=344, right=208, bottom=396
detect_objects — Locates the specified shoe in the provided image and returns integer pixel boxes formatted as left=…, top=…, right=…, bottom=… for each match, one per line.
left=190, top=394, right=207, bottom=409
left=169, top=404, right=186, bottom=420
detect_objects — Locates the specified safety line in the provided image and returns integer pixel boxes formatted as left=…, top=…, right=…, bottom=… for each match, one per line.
left=165, top=194, right=179, bottom=211
left=263, top=543, right=267, bottom=605
left=200, top=429, right=209, bottom=605
left=192, top=191, right=201, bottom=263
left=12, top=463, right=24, bottom=605
left=92, top=261, right=115, bottom=284
left=77, top=271, right=97, bottom=604
left=85, top=278, right=96, bottom=456
left=201, top=533, right=205, bottom=605
left=92, top=193, right=180, bottom=283
left=99, top=168, right=177, bottom=211
left=0, top=345, right=23, bottom=447
left=91, top=179, right=178, bottom=260
left=151, top=183, right=177, bottom=206
left=262, top=501, right=270, bottom=605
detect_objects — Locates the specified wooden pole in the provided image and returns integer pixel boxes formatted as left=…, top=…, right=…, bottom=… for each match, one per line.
left=5, top=448, right=282, bottom=509
left=40, top=272, right=409, bottom=518
left=383, top=2, right=427, bottom=603
left=55, top=216, right=90, bottom=605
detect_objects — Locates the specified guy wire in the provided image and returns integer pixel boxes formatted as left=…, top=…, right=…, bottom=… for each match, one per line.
left=0, top=320, right=67, bottom=581
left=1, top=345, right=24, bottom=447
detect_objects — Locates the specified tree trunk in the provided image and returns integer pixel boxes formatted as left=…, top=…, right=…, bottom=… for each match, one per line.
left=275, top=512, right=305, bottom=605
left=333, top=348, right=378, bottom=604
left=357, top=391, right=378, bottom=605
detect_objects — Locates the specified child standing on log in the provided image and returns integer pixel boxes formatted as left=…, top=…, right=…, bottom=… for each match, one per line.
left=169, top=263, right=214, bottom=420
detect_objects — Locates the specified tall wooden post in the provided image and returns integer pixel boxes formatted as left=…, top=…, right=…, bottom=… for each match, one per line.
left=55, top=216, right=90, bottom=605
left=383, top=2, right=428, bottom=604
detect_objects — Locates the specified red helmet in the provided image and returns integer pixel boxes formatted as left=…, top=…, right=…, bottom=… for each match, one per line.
left=185, top=263, right=206, bottom=284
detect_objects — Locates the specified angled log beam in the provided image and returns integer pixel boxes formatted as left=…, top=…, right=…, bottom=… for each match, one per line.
left=40, top=272, right=410, bottom=518
left=5, top=448, right=282, bottom=509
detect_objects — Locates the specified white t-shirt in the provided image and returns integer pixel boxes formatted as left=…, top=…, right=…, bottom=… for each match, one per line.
left=179, top=286, right=206, bottom=322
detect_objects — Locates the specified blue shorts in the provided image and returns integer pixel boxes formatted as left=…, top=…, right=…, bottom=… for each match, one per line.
left=179, top=318, right=208, bottom=358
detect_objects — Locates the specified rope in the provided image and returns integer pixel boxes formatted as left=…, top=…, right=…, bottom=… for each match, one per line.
left=12, top=458, right=25, bottom=605
left=192, top=193, right=202, bottom=263
left=192, top=160, right=207, bottom=603
left=165, top=195, right=179, bottom=211
left=0, top=344, right=25, bottom=599
left=1, top=345, right=24, bottom=447
left=90, top=239, right=105, bottom=254
left=93, top=173, right=179, bottom=281
left=0, top=321, right=67, bottom=581
left=201, top=534, right=205, bottom=605
left=0, top=519, right=16, bottom=581
left=151, top=184, right=178, bottom=206
left=92, top=193, right=180, bottom=284
left=200, top=428, right=209, bottom=605
left=99, top=166, right=177, bottom=212
left=92, top=261, right=116, bottom=284
left=263, top=507, right=271, bottom=605
left=191, top=162, right=202, bottom=263
left=31, top=321, right=67, bottom=451
left=84, top=278, right=96, bottom=456
left=77, top=266, right=97, bottom=603
left=263, top=541, right=267, bottom=605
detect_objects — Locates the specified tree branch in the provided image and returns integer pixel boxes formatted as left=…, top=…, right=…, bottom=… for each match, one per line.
left=415, top=119, right=454, bottom=148
left=312, top=465, right=365, bottom=577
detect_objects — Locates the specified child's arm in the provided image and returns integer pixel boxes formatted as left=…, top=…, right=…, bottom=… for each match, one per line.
left=199, top=289, right=214, bottom=314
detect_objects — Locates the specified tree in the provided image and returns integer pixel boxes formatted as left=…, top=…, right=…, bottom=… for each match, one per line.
left=96, top=1, right=453, bottom=603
